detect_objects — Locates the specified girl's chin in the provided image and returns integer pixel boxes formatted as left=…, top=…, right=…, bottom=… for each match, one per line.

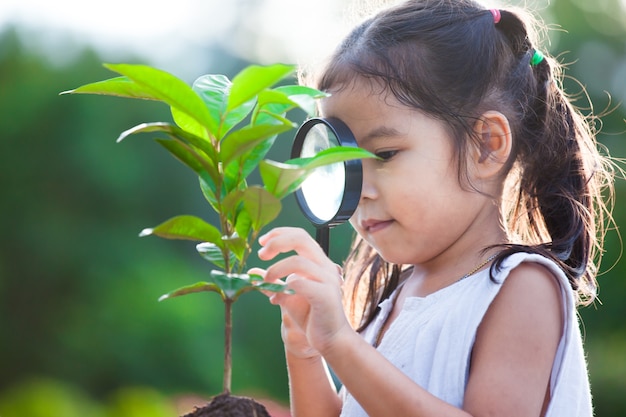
left=369, top=244, right=409, bottom=266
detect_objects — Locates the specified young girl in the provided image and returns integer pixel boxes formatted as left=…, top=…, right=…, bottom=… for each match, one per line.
left=254, top=1, right=615, bottom=415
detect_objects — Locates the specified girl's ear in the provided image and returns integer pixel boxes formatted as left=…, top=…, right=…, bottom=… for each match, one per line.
left=471, top=111, right=512, bottom=179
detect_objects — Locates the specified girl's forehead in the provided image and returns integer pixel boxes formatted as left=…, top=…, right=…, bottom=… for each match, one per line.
left=322, top=75, right=387, bottom=97
left=320, top=80, right=407, bottom=118
left=320, top=82, right=442, bottom=146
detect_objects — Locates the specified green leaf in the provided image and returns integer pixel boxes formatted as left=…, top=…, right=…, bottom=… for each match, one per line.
left=227, top=64, right=295, bottom=111
left=210, top=271, right=293, bottom=300
left=249, top=274, right=264, bottom=283
left=62, top=71, right=216, bottom=140
left=171, top=107, right=209, bottom=140
left=223, top=134, right=277, bottom=193
left=220, top=122, right=294, bottom=165
left=139, top=215, right=223, bottom=246
left=234, top=210, right=253, bottom=241
left=255, top=90, right=298, bottom=113
left=287, top=146, right=377, bottom=170
left=208, top=271, right=256, bottom=301
left=199, top=176, right=219, bottom=212
left=159, top=273, right=294, bottom=302
left=196, top=242, right=235, bottom=270
left=254, top=281, right=295, bottom=294
left=252, top=90, right=298, bottom=126
left=192, top=74, right=229, bottom=134
left=220, top=189, right=254, bottom=241
left=221, top=174, right=247, bottom=207
left=192, top=74, right=257, bottom=140
left=103, top=63, right=217, bottom=136
left=259, top=160, right=307, bottom=199
left=155, top=139, right=217, bottom=187
left=248, top=273, right=294, bottom=294
left=222, top=233, right=247, bottom=262
left=241, top=186, right=282, bottom=231
left=221, top=189, right=244, bottom=220
left=260, top=146, right=376, bottom=198
left=252, top=85, right=328, bottom=125
left=117, top=122, right=219, bottom=182
left=159, top=281, right=223, bottom=302
left=276, top=84, right=329, bottom=99
left=273, top=85, right=329, bottom=117
left=60, top=76, right=155, bottom=99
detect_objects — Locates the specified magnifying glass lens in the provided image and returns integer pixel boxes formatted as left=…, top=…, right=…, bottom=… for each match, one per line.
left=292, top=117, right=362, bottom=236
left=300, top=123, right=345, bottom=222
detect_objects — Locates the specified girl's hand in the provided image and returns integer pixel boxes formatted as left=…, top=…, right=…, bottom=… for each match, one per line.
left=257, top=227, right=352, bottom=357
left=281, top=309, right=320, bottom=359
left=248, top=266, right=319, bottom=359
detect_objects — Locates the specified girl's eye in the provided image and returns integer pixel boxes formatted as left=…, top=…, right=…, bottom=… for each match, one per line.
left=375, top=150, right=398, bottom=161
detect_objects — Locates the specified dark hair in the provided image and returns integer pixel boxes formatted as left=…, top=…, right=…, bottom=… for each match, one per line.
left=313, top=0, right=615, bottom=330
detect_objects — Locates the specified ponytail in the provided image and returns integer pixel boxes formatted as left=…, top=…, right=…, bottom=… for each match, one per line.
left=493, top=10, right=613, bottom=304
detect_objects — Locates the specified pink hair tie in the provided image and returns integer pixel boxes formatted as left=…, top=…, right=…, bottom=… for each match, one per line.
left=490, top=9, right=501, bottom=24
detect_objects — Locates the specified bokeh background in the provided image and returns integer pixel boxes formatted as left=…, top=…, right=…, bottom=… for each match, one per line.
left=1, top=0, right=625, bottom=416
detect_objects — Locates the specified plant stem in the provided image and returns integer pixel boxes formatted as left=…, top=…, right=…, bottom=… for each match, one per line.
left=223, top=298, right=233, bottom=394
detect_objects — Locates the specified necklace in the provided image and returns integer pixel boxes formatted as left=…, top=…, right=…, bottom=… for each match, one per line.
left=372, top=253, right=499, bottom=348
left=459, top=254, right=498, bottom=281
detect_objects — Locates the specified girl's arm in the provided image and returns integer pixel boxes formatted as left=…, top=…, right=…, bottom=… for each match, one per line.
left=285, top=352, right=342, bottom=416
left=280, top=311, right=342, bottom=416
left=463, top=262, right=563, bottom=416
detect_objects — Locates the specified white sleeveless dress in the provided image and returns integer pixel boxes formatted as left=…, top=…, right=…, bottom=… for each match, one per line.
left=339, top=252, right=593, bottom=416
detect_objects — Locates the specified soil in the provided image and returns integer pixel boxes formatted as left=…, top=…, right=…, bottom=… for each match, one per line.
left=182, top=393, right=272, bottom=417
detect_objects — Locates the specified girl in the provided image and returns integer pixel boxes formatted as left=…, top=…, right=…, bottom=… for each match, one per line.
left=255, top=0, right=615, bottom=416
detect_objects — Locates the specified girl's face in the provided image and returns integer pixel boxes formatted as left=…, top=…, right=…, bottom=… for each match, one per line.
left=321, top=79, right=493, bottom=266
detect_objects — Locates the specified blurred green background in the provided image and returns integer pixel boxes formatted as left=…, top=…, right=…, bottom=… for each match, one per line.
left=1, top=0, right=625, bottom=416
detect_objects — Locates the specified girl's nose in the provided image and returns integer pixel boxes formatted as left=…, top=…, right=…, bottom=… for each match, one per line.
left=359, top=161, right=377, bottom=200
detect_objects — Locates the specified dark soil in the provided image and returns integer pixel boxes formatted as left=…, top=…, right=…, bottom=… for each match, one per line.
left=182, top=393, right=272, bottom=417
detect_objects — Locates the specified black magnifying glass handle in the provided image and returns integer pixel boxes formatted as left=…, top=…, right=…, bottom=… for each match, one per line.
left=316, top=227, right=330, bottom=255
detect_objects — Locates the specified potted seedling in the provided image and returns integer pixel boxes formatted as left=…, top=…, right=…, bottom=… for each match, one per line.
left=61, top=63, right=372, bottom=416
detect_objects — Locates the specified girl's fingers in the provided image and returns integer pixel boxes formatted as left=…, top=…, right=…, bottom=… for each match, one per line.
left=247, top=267, right=266, bottom=277
left=258, top=227, right=326, bottom=264
left=279, top=291, right=310, bottom=326
left=281, top=309, right=320, bottom=358
left=284, top=273, right=339, bottom=303
left=258, top=228, right=343, bottom=286
left=263, top=255, right=324, bottom=283
left=246, top=267, right=287, bottom=300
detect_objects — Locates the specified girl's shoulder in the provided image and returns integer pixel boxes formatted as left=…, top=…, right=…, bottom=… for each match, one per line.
left=488, top=254, right=565, bottom=332
left=490, top=251, right=574, bottom=317
left=495, top=252, right=568, bottom=284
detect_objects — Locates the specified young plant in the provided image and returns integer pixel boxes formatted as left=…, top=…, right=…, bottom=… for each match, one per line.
left=61, top=63, right=372, bottom=396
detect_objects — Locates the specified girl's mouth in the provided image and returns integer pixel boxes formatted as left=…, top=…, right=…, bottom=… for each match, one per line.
left=362, top=219, right=393, bottom=233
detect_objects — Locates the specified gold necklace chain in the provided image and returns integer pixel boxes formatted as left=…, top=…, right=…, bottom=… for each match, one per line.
left=373, top=253, right=498, bottom=348
left=459, top=254, right=498, bottom=281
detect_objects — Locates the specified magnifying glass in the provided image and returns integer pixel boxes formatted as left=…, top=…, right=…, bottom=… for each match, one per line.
left=291, top=117, right=363, bottom=255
